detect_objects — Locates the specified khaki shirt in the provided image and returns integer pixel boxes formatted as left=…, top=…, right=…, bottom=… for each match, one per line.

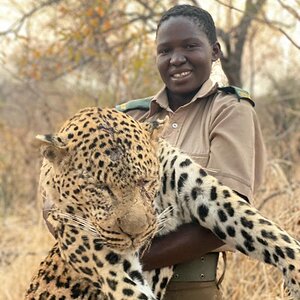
left=125, top=79, right=266, bottom=201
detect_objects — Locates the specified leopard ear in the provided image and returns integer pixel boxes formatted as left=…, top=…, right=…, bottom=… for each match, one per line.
left=143, top=116, right=169, bottom=141
left=36, top=134, right=67, bottom=165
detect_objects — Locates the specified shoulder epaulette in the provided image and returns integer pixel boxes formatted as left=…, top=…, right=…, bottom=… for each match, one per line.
left=115, top=97, right=152, bottom=113
left=218, top=86, right=255, bottom=107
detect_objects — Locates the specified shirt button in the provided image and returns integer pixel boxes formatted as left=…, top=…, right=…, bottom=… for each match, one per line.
left=172, top=123, right=178, bottom=129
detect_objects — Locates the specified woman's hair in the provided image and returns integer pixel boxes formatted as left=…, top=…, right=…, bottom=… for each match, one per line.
left=156, top=4, right=217, bottom=45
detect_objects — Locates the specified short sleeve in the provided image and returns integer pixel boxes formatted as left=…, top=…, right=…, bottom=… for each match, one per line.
left=207, top=97, right=266, bottom=201
left=125, top=109, right=149, bottom=122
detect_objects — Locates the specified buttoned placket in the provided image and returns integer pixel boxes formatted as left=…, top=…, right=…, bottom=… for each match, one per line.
left=162, top=110, right=185, bottom=146
left=171, top=122, right=178, bottom=129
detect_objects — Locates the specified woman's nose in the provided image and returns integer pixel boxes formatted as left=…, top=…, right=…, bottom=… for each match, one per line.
left=170, top=51, right=187, bottom=65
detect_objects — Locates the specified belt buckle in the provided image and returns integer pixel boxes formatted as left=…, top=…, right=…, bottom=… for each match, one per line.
left=171, top=253, right=219, bottom=282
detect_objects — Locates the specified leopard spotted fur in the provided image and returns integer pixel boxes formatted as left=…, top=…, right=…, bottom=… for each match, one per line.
left=25, top=107, right=300, bottom=300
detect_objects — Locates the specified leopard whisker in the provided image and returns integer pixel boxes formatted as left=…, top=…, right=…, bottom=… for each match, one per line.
left=156, top=206, right=173, bottom=231
left=55, top=212, right=101, bottom=237
left=62, top=218, right=98, bottom=236
left=157, top=206, right=173, bottom=220
left=56, top=212, right=95, bottom=228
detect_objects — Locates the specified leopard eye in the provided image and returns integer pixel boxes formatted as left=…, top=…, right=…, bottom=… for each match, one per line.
left=95, top=182, right=107, bottom=190
left=138, top=179, right=150, bottom=186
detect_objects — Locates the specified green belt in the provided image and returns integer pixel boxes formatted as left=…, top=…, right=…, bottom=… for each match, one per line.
left=171, top=253, right=219, bottom=282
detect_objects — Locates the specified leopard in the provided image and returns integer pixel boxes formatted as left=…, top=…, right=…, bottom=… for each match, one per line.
left=25, top=107, right=163, bottom=300
left=25, top=107, right=300, bottom=300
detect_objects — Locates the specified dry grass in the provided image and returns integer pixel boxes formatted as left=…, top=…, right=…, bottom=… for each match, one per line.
left=0, top=164, right=299, bottom=300
left=0, top=206, right=53, bottom=300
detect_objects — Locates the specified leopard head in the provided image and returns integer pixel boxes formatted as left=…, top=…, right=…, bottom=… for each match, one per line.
left=37, top=107, right=166, bottom=252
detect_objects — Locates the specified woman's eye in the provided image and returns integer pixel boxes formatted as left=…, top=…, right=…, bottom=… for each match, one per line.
left=158, top=48, right=170, bottom=55
left=186, top=44, right=196, bottom=49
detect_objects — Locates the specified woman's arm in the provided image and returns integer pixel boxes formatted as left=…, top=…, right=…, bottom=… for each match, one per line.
left=141, top=223, right=224, bottom=271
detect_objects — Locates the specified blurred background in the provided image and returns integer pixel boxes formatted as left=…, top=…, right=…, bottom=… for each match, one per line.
left=0, top=0, right=299, bottom=299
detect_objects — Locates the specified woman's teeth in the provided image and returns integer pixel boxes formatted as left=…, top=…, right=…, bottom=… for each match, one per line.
left=172, top=71, right=191, bottom=78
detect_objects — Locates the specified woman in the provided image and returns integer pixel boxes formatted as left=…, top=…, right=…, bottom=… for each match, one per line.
left=118, top=4, right=266, bottom=299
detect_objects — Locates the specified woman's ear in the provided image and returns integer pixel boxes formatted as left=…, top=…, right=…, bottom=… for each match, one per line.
left=212, top=42, right=221, bottom=62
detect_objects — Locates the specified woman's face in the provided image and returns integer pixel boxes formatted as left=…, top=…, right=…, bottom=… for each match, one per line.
left=156, top=16, right=220, bottom=98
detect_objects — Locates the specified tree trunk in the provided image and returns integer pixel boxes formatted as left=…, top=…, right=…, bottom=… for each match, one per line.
left=217, top=0, right=267, bottom=87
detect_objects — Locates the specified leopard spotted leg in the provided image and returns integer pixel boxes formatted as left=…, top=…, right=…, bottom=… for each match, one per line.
left=158, top=141, right=300, bottom=299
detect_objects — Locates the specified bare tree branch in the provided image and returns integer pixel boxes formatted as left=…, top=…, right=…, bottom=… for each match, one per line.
left=277, top=0, right=300, bottom=20
left=0, top=0, right=62, bottom=36
left=260, top=11, right=300, bottom=50
left=214, top=0, right=300, bottom=50
left=214, top=0, right=293, bottom=27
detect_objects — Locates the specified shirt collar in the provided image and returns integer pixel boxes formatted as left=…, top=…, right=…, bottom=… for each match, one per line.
left=148, top=78, right=219, bottom=116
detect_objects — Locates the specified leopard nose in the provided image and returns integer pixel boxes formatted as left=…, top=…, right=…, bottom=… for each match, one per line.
left=117, top=213, right=148, bottom=236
